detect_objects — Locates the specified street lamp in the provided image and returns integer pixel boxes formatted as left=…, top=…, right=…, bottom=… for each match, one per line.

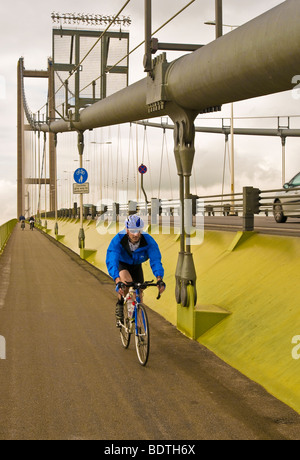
left=90, top=141, right=112, bottom=145
left=205, top=21, right=239, bottom=214
left=204, top=21, right=239, bottom=28
left=74, top=159, right=90, bottom=167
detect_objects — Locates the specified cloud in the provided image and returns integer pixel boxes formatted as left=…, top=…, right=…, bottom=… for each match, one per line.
left=1, top=0, right=297, bottom=214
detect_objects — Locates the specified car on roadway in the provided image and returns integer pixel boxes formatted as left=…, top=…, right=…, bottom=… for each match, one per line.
left=273, top=172, right=300, bottom=223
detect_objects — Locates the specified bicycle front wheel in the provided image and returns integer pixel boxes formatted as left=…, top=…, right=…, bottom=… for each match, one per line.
left=135, top=305, right=150, bottom=366
left=120, top=302, right=131, bottom=349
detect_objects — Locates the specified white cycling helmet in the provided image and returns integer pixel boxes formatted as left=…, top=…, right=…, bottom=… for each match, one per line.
left=125, top=214, right=145, bottom=232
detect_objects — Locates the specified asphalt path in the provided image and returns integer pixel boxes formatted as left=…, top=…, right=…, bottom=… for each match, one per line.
left=0, top=224, right=299, bottom=440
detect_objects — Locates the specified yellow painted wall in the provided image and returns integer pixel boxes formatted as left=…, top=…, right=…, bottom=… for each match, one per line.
left=43, top=218, right=300, bottom=414
left=0, top=219, right=18, bottom=254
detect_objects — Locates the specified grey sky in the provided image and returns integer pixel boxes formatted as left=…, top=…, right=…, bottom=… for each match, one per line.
left=1, top=0, right=299, bottom=223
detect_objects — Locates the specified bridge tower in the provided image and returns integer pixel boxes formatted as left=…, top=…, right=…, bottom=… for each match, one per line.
left=17, top=57, right=56, bottom=217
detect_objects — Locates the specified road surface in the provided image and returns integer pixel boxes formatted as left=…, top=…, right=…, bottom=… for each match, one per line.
left=0, top=224, right=299, bottom=440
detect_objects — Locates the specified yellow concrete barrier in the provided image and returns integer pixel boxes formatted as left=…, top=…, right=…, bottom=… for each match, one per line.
left=43, top=218, right=300, bottom=414
left=0, top=219, right=18, bottom=254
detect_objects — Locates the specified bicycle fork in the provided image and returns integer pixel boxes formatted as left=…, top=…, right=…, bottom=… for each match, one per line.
left=135, top=290, right=147, bottom=336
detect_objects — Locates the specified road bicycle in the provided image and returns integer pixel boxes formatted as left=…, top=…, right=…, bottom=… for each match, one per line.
left=117, top=281, right=161, bottom=366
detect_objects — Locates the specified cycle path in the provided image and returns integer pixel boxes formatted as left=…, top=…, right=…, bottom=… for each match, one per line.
left=0, top=224, right=299, bottom=440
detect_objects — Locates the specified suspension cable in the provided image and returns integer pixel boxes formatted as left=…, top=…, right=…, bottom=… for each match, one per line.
left=36, top=0, right=131, bottom=115
left=36, top=0, right=197, bottom=121
left=65, top=0, right=131, bottom=87
left=79, top=0, right=196, bottom=97
left=36, top=0, right=196, bottom=120
left=38, top=132, right=47, bottom=214
left=164, top=129, right=174, bottom=200
left=158, top=129, right=165, bottom=200
left=141, top=125, right=154, bottom=199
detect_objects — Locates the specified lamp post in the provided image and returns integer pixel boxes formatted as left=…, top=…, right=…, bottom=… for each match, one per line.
left=205, top=20, right=239, bottom=213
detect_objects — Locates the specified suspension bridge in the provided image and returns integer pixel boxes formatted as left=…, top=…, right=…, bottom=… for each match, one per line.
left=1, top=0, right=300, bottom=440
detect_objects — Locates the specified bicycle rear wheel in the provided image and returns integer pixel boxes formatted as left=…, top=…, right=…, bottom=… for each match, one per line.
left=120, top=302, right=131, bottom=349
left=135, top=305, right=150, bottom=366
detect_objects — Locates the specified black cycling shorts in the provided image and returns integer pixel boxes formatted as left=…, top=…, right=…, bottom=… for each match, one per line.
left=118, top=261, right=144, bottom=284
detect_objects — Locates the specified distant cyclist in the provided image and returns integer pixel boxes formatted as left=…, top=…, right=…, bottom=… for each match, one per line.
left=29, top=216, right=35, bottom=231
left=106, top=215, right=166, bottom=322
left=19, top=215, right=25, bottom=231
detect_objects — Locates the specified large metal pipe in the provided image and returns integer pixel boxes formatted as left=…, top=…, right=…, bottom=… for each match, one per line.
left=45, top=0, right=300, bottom=134
left=45, top=78, right=157, bottom=133
left=165, top=0, right=300, bottom=109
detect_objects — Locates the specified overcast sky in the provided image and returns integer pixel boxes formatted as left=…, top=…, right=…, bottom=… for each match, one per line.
left=1, top=0, right=299, bottom=224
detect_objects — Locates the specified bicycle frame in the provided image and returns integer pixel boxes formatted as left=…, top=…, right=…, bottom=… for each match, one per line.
left=118, top=281, right=159, bottom=365
left=134, top=288, right=147, bottom=337
left=121, top=288, right=145, bottom=335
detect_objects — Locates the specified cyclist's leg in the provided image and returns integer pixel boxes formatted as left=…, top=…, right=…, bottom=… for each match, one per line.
left=116, top=264, right=144, bottom=319
left=120, top=265, right=144, bottom=301
left=131, top=264, right=144, bottom=302
left=115, top=267, right=133, bottom=322
left=119, top=269, right=133, bottom=291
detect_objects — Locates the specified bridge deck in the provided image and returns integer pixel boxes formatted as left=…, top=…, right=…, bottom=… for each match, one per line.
left=0, top=224, right=299, bottom=440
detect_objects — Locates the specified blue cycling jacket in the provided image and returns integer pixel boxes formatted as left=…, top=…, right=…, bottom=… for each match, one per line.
left=106, top=231, right=164, bottom=281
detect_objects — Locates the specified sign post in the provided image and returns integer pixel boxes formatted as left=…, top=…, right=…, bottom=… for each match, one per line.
left=77, top=134, right=86, bottom=250
left=138, top=164, right=148, bottom=212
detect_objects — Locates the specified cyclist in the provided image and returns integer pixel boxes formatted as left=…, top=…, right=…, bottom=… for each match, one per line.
left=19, top=215, right=25, bottom=231
left=29, top=216, right=35, bottom=231
left=106, top=214, right=166, bottom=322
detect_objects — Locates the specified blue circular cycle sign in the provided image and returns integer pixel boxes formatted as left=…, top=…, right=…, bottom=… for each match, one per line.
left=74, top=168, right=88, bottom=184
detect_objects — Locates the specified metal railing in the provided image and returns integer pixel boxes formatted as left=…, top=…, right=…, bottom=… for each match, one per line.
left=52, top=185, right=300, bottom=232
left=0, top=219, right=18, bottom=254
left=196, top=191, right=244, bottom=217
left=259, top=187, right=300, bottom=212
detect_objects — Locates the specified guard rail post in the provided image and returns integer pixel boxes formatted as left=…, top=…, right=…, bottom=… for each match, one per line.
left=128, top=201, right=137, bottom=216
left=243, top=186, right=261, bottom=231
left=112, top=203, right=119, bottom=222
